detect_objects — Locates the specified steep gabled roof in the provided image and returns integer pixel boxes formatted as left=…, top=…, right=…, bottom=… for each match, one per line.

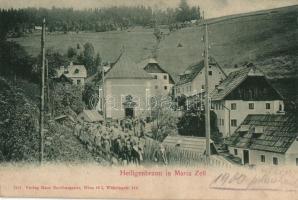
left=138, top=58, right=176, bottom=84
left=163, top=135, right=217, bottom=154
left=211, top=66, right=283, bottom=101
left=211, top=67, right=251, bottom=100
left=225, top=114, right=298, bottom=153
left=176, top=56, right=226, bottom=86
left=177, top=60, right=204, bottom=85
left=105, top=53, right=153, bottom=79
left=53, top=74, right=73, bottom=84
left=56, top=64, right=87, bottom=78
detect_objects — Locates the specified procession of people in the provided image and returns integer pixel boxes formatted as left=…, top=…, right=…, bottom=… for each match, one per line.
left=74, top=116, right=148, bottom=166
left=73, top=116, right=170, bottom=166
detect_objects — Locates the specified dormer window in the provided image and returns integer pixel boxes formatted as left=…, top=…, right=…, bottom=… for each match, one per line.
left=239, top=125, right=249, bottom=132
left=252, top=126, right=263, bottom=138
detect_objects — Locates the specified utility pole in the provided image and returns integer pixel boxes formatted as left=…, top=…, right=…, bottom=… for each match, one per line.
left=40, top=18, right=46, bottom=164
left=45, top=59, right=50, bottom=114
left=204, top=22, right=211, bottom=157
left=102, top=66, right=106, bottom=126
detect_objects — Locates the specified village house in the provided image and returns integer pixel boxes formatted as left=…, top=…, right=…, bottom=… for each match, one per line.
left=52, top=74, right=73, bottom=85
left=175, top=56, right=227, bottom=98
left=225, top=114, right=298, bottom=166
left=104, top=53, right=153, bottom=119
left=138, top=58, right=175, bottom=96
left=211, top=65, right=285, bottom=137
left=56, top=62, right=87, bottom=86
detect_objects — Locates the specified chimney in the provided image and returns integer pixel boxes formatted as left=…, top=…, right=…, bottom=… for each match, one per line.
left=239, top=125, right=249, bottom=132
left=217, top=85, right=224, bottom=92
left=252, top=126, right=264, bottom=137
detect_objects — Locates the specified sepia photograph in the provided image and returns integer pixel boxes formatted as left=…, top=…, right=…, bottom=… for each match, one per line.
left=0, top=0, right=297, bottom=199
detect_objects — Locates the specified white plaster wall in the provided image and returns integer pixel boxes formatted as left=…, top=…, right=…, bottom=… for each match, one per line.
left=104, top=79, right=152, bottom=119
left=285, top=140, right=298, bottom=166
left=250, top=150, right=285, bottom=166
left=214, top=100, right=284, bottom=137
left=150, top=72, right=173, bottom=96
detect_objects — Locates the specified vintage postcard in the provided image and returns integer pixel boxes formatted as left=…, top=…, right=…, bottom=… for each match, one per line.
left=0, top=0, right=297, bottom=199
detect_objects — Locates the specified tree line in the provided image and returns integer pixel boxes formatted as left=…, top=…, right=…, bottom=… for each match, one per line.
left=0, top=0, right=201, bottom=38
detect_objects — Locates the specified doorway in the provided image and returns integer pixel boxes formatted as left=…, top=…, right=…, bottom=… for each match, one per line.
left=243, top=150, right=249, bottom=165
left=125, top=107, right=134, bottom=118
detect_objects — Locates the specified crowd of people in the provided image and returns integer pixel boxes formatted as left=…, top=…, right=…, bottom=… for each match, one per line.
left=74, top=118, right=147, bottom=165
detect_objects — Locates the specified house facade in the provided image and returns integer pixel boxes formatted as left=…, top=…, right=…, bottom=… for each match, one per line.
left=104, top=54, right=153, bottom=119
left=56, top=62, right=87, bottom=86
left=175, top=57, right=226, bottom=98
left=211, top=66, right=284, bottom=137
left=139, top=58, right=175, bottom=96
left=225, top=114, right=298, bottom=166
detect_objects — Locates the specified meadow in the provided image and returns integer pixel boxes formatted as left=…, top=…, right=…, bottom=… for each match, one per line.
left=12, top=5, right=298, bottom=83
left=12, top=27, right=157, bottom=64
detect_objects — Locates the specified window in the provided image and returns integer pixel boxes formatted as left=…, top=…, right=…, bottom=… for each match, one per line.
left=201, top=85, right=205, bottom=89
left=164, top=86, right=168, bottom=90
left=266, top=103, right=271, bottom=109
left=155, top=85, right=158, bottom=89
left=154, top=75, right=157, bottom=79
left=249, top=103, right=254, bottom=110
left=231, top=103, right=237, bottom=110
left=221, top=119, right=224, bottom=126
left=231, top=119, right=237, bottom=127
left=164, top=75, right=167, bottom=80
left=209, top=65, right=211, bottom=68
left=208, top=71, right=212, bottom=76
left=77, top=80, right=81, bottom=85
left=296, top=158, right=298, bottom=166
left=261, top=155, right=265, bottom=162
left=273, top=157, right=278, bottom=165
left=74, top=69, right=79, bottom=74
left=234, top=149, right=238, bottom=155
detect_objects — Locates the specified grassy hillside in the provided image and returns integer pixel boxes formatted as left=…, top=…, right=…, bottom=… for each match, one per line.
left=0, top=77, right=97, bottom=163
left=157, top=5, right=298, bottom=80
left=12, top=5, right=297, bottom=82
left=11, top=27, right=157, bottom=63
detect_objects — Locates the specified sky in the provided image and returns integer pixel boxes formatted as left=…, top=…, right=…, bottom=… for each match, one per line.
left=0, top=0, right=297, bottom=18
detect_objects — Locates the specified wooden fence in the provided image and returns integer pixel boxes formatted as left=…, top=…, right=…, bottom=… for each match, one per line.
left=143, top=138, right=232, bottom=168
